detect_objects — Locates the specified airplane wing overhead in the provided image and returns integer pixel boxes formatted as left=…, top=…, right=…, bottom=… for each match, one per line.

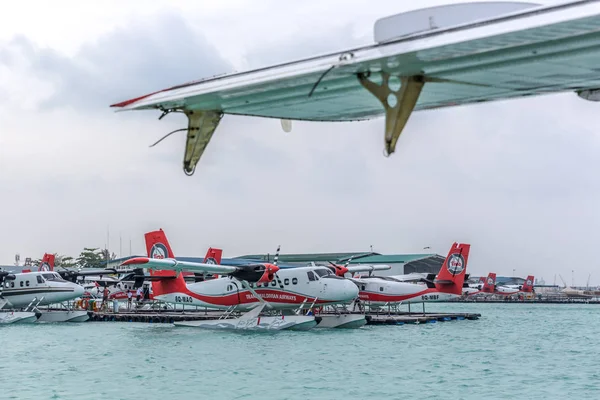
left=111, top=1, right=600, bottom=175
left=120, top=257, right=237, bottom=275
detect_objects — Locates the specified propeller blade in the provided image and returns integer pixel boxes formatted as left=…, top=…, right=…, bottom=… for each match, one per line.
left=273, top=245, right=281, bottom=266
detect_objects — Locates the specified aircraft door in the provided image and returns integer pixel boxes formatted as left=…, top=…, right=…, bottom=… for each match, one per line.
left=232, top=282, right=241, bottom=304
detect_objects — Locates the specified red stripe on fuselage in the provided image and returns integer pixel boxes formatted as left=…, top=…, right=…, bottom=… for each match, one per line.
left=359, top=287, right=440, bottom=302
left=170, top=286, right=332, bottom=307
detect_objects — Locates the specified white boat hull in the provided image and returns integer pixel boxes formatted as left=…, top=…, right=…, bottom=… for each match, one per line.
left=36, top=310, right=89, bottom=323
left=316, top=314, right=367, bottom=329
left=0, top=312, right=38, bottom=324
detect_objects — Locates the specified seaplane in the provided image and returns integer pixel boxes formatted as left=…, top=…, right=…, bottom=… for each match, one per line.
left=110, top=1, right=600, bottom=178
left=0, top=254, right=99, bottom=322
left=120, top=229, right=390, bottom=330
left=350, top=242, right=470, bottom=309
left=504, top=275, right=536, bottom=295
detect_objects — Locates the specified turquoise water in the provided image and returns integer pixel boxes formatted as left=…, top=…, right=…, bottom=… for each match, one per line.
left=2, top=303, right=599, bottom=399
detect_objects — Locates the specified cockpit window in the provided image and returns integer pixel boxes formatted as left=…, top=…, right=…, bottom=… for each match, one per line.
left=314, top=268, right=332, bottom=277
left=307, top=271, right=317, bottom=281
left=42, top=273, right=65, bottom=282
left=37, top=276, right=45, bottom=284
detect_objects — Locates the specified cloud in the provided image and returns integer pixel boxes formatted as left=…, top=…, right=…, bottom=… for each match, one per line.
left=0, top=11, right=233, bottom=112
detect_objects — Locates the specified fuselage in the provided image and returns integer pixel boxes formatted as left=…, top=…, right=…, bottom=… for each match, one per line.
left=1, top=271, right=85, bottom=308
left=353, top=277, right=460, bottom=305
left=155, top=266, right=359, bottom=311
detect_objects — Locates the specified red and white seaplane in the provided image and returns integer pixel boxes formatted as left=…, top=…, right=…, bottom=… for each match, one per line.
left=351, top=242, right=470, bottom=309
left=121, top=229, right=390, bottom=330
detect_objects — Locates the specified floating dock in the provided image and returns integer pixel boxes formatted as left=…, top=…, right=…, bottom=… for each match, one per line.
left=362, top=311, right=480, bottom=325
left=86, top=309, right=480, bottom=325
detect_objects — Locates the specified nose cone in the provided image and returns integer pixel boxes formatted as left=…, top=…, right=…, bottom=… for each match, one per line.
left=73, top=283, right=85, bottom=298
left=344, top=279, right=359, bottom=300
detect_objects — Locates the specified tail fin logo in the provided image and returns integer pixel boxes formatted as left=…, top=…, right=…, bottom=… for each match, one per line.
left=487, top=278, right=494, bottom=286
left=40, top=263, right=50, bottom=271
left=150, top=243, right=168, bottom=259
left=447, top=254, right=465, bottom=275
left=526, top=279, right=532, bottom=286
left=205, top=257, right=217, bottom=265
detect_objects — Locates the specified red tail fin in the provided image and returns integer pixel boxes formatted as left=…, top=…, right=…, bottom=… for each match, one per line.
left=203, top=247, right=223, bottom=278
left=522, top=275, right=535, bottom=292
left=204, top=248, right=222, bottom=264
left=145, top=229, right=187, bottom=297
left=482, top=273, right=496, bottom=293
left=435, top=242, right=470, bottom=295
left=39, top=253, right=55, bottom=271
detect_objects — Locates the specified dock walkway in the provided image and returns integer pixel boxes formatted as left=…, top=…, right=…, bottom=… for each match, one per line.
left=87, top=309, right=481, bottom=325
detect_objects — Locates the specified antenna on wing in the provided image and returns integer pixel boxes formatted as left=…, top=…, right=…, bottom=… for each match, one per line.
left=149, top=128, right=189, bottom=148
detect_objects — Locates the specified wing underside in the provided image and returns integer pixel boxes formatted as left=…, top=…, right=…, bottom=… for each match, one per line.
left=113, top=1, right=600, bottom=120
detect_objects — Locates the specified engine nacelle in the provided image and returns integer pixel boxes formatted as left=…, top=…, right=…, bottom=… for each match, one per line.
left=0, top=271, right=15, bottom=281
left=327, top=265, right=349, bottom=277
left=231, top=264, right=279, bottom=283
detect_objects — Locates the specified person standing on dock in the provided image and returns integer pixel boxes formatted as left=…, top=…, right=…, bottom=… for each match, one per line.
left=136, top=287, right=142, bottom=304
left=127, top=290, right=133, bottom=310
left=102, top=287, right=109, bottom=311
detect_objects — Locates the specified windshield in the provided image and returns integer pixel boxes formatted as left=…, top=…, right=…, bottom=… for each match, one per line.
left=42, top=273, right=65, bottom=281
left=314, top=268, right=333, bottom=277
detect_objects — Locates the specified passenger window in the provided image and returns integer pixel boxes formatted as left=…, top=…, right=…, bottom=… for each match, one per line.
left=20, top=281, right=23, bottom=287
left=11, top=282, right=14, bottom=288
left=37, top=276, right=44, bottom=284
left=292, top=278, right=298, bottom=285
left=26, top=281, right=30, bottom=287
left=284, top=278, right=289, bottom=285
left=361, top=285, right=366, bottom=290
left=271, top=280, right=276, bottom=287
left=379, top=287, right=384, bottom=292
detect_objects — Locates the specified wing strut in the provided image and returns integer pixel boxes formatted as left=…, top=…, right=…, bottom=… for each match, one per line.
left=182, top=110, right=223, bottom=175
left=357, top=72, right=425, bottom=157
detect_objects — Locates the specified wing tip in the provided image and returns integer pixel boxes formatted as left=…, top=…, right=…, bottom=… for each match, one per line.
left=120, top=257, right=150, bottom=266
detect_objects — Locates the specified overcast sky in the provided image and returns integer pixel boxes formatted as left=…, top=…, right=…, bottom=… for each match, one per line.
left=1, top=0, right=597, bottom=286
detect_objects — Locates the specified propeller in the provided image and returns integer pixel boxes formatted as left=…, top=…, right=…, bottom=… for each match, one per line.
left=271, top=245, right=285, bottom=289
left=327, top=256, right=355, bottom=277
